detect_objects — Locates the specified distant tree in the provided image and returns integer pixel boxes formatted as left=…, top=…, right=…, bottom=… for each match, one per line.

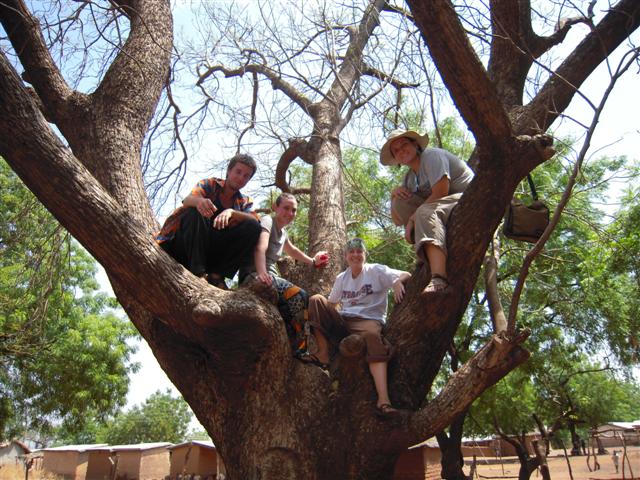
left=98, top=390, right=192, bottom=445
left=0, top=159, right=138, bottom=444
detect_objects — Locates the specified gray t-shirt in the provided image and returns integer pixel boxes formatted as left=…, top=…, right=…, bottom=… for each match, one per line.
left=404, top=147, right=474, bottom=198
left=240, top=215, right=287, bottom=277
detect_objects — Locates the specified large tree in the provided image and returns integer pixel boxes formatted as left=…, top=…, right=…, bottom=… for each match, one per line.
left=0, top=1, right=638, bottom=478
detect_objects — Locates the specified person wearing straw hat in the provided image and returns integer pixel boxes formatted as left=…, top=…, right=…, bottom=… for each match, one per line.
left=303, top=237, right=411, bottom=417
left=380, top=129, right=474, bottom=293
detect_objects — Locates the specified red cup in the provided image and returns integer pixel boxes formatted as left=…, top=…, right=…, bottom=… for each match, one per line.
left=315, top=253, right=329, bottom=268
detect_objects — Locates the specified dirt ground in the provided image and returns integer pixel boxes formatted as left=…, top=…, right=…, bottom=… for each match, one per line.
left=470, top=447, right=640, bottom=480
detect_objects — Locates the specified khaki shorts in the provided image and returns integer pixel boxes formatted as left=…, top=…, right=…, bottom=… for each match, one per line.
left=391, top=193, right=462, bottom=260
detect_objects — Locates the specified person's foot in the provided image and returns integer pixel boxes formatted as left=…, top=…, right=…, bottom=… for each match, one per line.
left=295, top=353, right=329, bottom=370
left=207, top=273, right=229, bottom=290
left=423, top=274, right=448, bottom=294
left=375, top=403, right=401, bottom=418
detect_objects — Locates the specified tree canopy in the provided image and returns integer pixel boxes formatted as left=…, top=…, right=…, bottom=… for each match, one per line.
left=96, top=390, right=193, bottom=445
left=0, top=159, right=138, bottom=444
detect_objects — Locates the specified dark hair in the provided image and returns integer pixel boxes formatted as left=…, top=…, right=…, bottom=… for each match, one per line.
left=227, top=154, right=257, bottom=178
left=275, top=192, right=296, bottom=206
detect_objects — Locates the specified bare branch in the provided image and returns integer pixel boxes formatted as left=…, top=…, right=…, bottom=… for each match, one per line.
left=274, top=138, right=312, bottom=194
left=197, top=63, right=313, bottom=112
left=360, top=64, right=419, bottom=89
left=236, top=71, right=259, bottom=153
left=407, top=0, right=513, bottom=147
left=483, top=234, right=508, bottom=334
left=527, top=0, right=640, bottom=131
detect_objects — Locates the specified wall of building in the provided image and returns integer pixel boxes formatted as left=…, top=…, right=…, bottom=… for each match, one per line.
left=85, top=451, right=112, bottom=480
left=0, top=443, right=26, bottom=465
left=42, top=451, right=89, bottom=480
left=139, top=449, right=170, bottom=480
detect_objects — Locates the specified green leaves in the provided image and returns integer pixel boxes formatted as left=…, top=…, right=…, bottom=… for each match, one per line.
left=465, top=150, right=640, bottom=441
left=0, top=158, right=139, bottom=443
left=97, top=390, right=193, bottom=445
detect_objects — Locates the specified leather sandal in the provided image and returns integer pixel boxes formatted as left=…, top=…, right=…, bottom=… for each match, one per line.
left=296, top=353, right=329, bottom=370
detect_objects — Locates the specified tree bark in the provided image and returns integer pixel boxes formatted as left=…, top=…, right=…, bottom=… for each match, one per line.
left=437, top=413, right=470, bottom=480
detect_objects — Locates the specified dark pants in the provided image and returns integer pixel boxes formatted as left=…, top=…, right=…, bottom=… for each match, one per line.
left=161, top=207, right=261, bottom=279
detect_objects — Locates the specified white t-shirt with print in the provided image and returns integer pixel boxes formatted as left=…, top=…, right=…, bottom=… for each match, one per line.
left=328, top=263, right=403, bottom=322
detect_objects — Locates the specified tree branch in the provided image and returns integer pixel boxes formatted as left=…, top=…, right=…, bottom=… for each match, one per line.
left=236, top=71, right=259, bottom=153
left=274, top=138, right=312, bottom=194
left=526, top=0, right=640, bottom=131
left=408, top=332, right=530, bottom=443
left=197, top=63, right=313, bottom=113
left=407, top=0, right=512, bottom=147
left=323, top=0, right=386, bottom=110
left=483, top=234, right=508, bottom=334
left=360, top=64, right=420, bottom=89
left=507, top=49, right=639, bottom=333
left=0, top=51, right=272, bottom=343
left=0, top=0, right=79, bottom=121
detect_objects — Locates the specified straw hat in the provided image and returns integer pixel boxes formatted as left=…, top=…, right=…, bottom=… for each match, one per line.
left=379, top=129, right=429, bottom=166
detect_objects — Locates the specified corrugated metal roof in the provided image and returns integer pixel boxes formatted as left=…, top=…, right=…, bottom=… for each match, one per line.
left=604, top=421, right=640, bottom=430
left=168, top=440, right=215, bottom=450
left=0, top=440, right=31, bottom=454
left=92, top=442, right=172, bottom=452
left=36, top=444, right=108, bottom=453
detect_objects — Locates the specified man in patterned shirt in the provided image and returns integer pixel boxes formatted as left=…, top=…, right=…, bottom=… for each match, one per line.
left=155, top=154, right=261, bottom=289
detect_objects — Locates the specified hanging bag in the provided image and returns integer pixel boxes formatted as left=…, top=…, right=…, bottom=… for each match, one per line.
left=503, top=174, right=550, bottom=243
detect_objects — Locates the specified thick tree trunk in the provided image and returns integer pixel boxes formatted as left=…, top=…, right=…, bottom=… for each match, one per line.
left=437, top=413, right=470, bottom=480
left=305, top=107, right=347, bottom=294
left=568, top=422, right=583, bottom=456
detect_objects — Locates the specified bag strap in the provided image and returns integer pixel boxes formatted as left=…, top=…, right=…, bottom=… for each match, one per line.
left=526, top=174, right=539, bottom=201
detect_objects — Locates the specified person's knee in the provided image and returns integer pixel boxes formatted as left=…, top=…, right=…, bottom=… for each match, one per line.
left=391, top=197, right=418, bottom=226
left=179, top=207, right=203, bottom=230
left=415, top=202, right=438, bottom=219
left=231, top=218, right=261, bottom=242
left=241, top=218, right=261, bottom=237
left=361, top=331, right=379, bottom=342
left=309, top=294, right=324, bottom=305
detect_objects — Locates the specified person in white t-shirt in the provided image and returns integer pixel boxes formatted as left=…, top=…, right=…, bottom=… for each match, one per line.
left=303, top=238, right=411, bottom=417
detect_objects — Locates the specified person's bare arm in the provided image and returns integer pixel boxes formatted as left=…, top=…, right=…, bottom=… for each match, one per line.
left=392, top=271, right=412, bottom=303
left=213, top=209, right=258, bottom=229
left=254, top=231, right=272, bottom=285
left=283, top=239, right=314, bottom=265
left=425, top=176, right=450, bottom=202
left=183, top=194, right=216, bottom=217
left=284, top=240, right=329, bottom=268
